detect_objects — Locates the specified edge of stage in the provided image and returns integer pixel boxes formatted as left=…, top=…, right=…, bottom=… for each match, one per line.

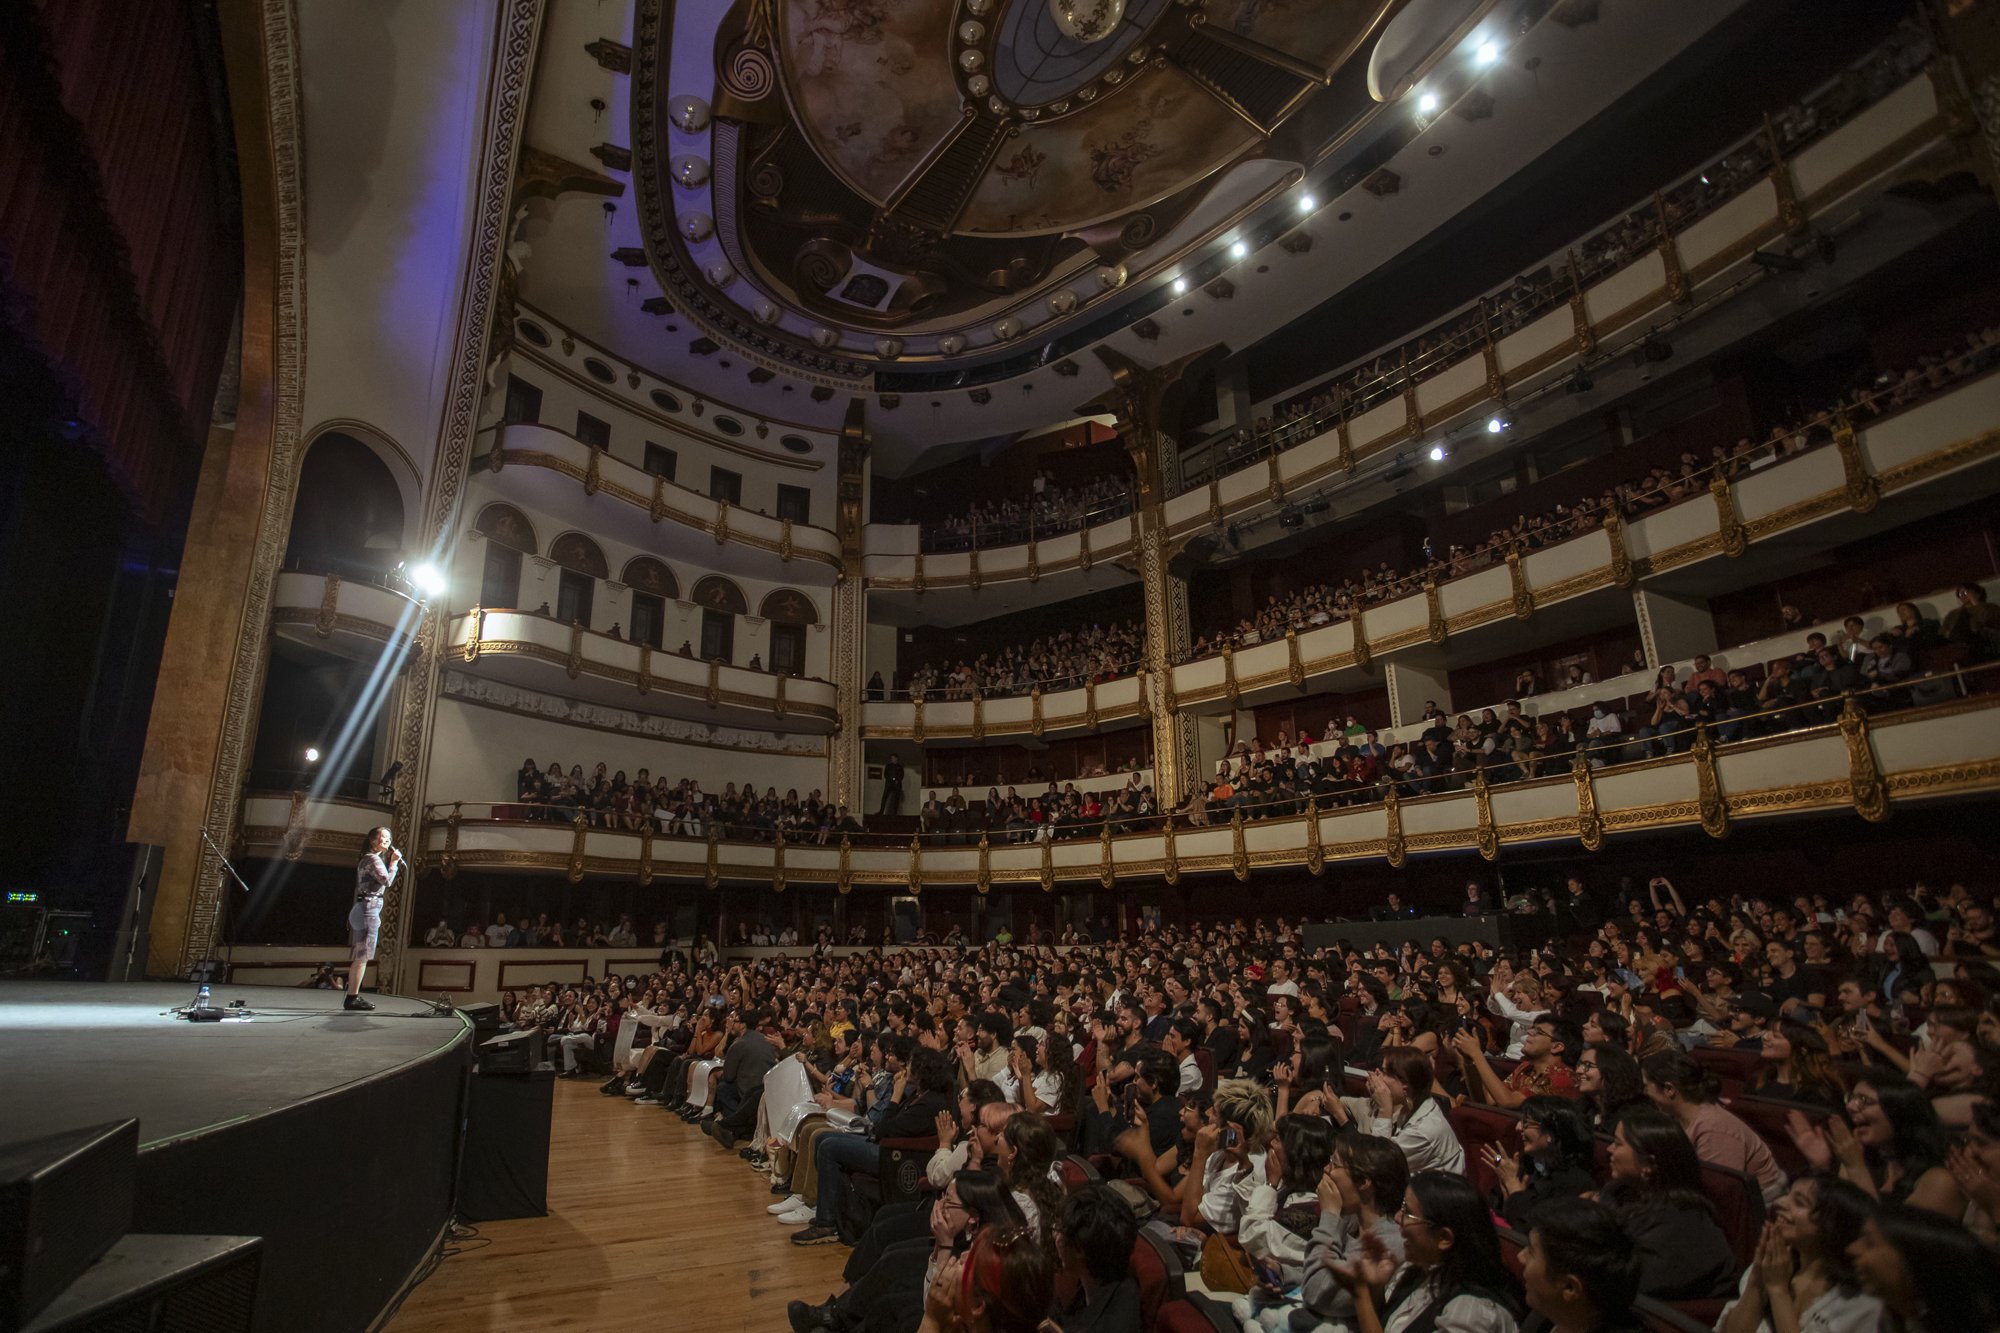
left=0, top=981, right=474, bottom=1333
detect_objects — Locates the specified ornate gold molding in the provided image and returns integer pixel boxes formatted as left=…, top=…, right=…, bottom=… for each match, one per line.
left=1424, top=583, right=1447, bottom=645
left=1286, top=629, right=1305, bottom=688
left=567, top=814, right=588, bottom=883
left=1383, top=785, right=1405, bottom=870
left=1833, top=414, right=1879, bottom=514
left=772, top=830, right=787, bottom=893
left=1603, top=514, right=1635, bottom=588
left=463, top=605, right=485, bottom=661
left=1506, top=551, right=1535, bottom=620
left=1691, top=723, right=1729, bottom=838
left=1472, top=767, right=1498, bottom=861
left=1710, top=473, right=1747, bottom=557
left=1573, top=748, right=1604, bottom=851
left=977, top=830, right=992, bottom=895
left=1098, top=822, right=1115, bottom=889
left=1839, top=695, right=1890, bottom=822
left=313, top=572, right=341, bottom=636
left=1229, top=809, right=1249, bottom=881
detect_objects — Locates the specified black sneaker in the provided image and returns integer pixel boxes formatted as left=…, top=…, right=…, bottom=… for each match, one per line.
left=342, top=995, right=372, bottom=1011
left=788, top=1298, right=838, bottom=1333
left=770, top=1179, right=794, bottom=1194
left=790, top=1224, right=843, bottom=1247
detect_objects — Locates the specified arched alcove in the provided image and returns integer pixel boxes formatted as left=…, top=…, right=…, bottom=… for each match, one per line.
left=286, top=431, right=407, bottom=577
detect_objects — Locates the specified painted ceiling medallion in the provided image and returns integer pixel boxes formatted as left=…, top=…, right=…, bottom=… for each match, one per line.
left=810, top=325, right=840, bottom=348
left=938, top=333, right=968, bottom=354
left=993, top=316, right=1023, bottom=341
left=679, top=212, right=714, bottom=241
left=670, top=154, right=709, bottom=188
left=704, top=260, right=736, bottom=288
left=874, top=336, right=905, bottom=359
left=752, top=298, right=781, bottom=324
left=1049, top=0, right=1126, bottom=43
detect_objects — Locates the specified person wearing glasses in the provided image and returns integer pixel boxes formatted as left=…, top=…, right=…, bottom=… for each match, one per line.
left=1784, top=1077, right=1964, bottom=1216
left=1319, top=1170, right=1525, bottom=1333
left=919, top=1217, right=1055, bottom=1333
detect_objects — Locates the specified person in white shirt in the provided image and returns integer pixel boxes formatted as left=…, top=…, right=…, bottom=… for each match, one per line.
left=1328, top=1048, right=1466, bottom=1176
left=1317, top=1172, right=1523, bottom=1333
left=1164, top=1017, right=1205, bottom=1096
left=1876, top=899, right=1940, bottom=957
left=1265, top=958, right=1302, bottom=1000
left=1584, top=705, right=1622, bottom=738
left=1486, top=967, right=1549, bottom=1059
left=1181, top=1079, right=1274, bottom=1233
left=424, top=919, right=453, bottom=947
left=484, top=918, right=512, bottom=949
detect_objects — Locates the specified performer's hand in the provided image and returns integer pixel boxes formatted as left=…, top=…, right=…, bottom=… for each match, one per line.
left=385, top=846, right=402, bottom=864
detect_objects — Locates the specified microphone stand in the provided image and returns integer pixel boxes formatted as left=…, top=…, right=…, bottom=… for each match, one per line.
left=195, top=825, right=256, bottom=983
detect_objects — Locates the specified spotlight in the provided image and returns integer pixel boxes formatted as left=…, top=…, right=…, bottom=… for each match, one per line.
left=1230, top=241, right=1248, bottom=261
left=304, top=747, right=321, bottom=764
left=1417, top=91, right=1440, bottom=114
left=1428, top=444, right=1447, bottom=463
left=1486, top=412, right=1513, bottom=434
left=410, top=562, right=448, bottom=597
left=1475, top=40, right=1500, bottom=66
left=1171, top=276, right=1188, bottom=295
left=1297, top=193, right=1316, bottom=214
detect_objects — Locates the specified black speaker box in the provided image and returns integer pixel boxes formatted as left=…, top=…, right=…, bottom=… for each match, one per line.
left=475, top=1026, right=544, bottom=1075
left=459, top=1001, right=502, bottom=1038
left=21, top=1234, right=261, bottom=1333
left=0, top=1120, right=139, bottom=1329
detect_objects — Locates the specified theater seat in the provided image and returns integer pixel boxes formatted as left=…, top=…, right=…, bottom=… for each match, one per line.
left=1688, top=1047, right=1757, bottom=1100
left=1056, top=1153, right=1102, bottom=1194
left=1698, top=1160, right=1766, bottom=1272
left=1132, top=1227, right=1187, bottom=1330
left=1448, top=1103, right=1524, bottom=1195
left=1727, top=1093, right=1821, bottom=1178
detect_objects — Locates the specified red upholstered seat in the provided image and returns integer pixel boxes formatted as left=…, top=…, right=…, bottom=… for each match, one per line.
left=1727, top=1093, right=1822, bottom=1178
left=1448, top=1103, right=1524, bottom=1194
left=1688, top=1047, right=1758, bottom=1100
left=1056, top=1153, right=1102, bottom=1194
left=1131, top=1227, right=1186, bottom=1330
left=1698, top=1160, right=1766, bottom=1272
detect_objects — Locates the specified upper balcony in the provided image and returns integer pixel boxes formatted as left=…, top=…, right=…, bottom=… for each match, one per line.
left=860, top=672, right=1151, bottom=744
left=420, top=672, right=2000, bottom=889
left=270, top=567, right=425, bottom=662
left=845, top=63, right=1954, bottom=602
left=445, top=608, right=839, bottom=733
left=478, top=423, right=843, bottom=583
left=1166, top=365, right=2000, bottom=714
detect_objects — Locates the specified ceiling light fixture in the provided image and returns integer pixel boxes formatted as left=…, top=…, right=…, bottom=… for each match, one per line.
left=1172, top=276, right=1188, bottom=295
left=1486, top=414, right=1508, bottom=434
left=1417, top=91, right=1440, bottom=114
left=1475, top=39, right=1500, bottom=66
left=1428, top=444, right=1447, bottom=462
left=1297, top=193, right=1316, bottom=214
left=304, top=747, right=320, bottom=764
left=410, top=562, right=448, bottom=598
left=1230, top=241, right=1248, bottom=261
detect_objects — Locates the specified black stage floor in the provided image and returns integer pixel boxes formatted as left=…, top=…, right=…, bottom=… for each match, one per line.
left=0, top=981, right=474, bottom=1332
left=0, top=982, right=463, bottom=1145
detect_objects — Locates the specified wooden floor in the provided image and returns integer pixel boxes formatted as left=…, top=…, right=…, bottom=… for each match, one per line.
left=388, top=1081, right=851, bottom=1332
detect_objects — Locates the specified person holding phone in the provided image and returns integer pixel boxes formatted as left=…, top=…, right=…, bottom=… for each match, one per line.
left=1232, top=1114, right=1337, bottom=1329
left=1181, top=1079, right=1274, bottom=1232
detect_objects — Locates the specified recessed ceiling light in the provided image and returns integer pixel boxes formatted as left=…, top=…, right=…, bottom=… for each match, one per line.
left=1172, top=277, right=1188, bottom=295
left=1297, top=193, right=1316, bottom=213
left=1230, top=241, right=1248, bottom=260
left=1417, top=91, right=1440, bottom=114
left=1475, top=40, right=1500, bottom=66
left=1428, top=444, right=1447, bottom=462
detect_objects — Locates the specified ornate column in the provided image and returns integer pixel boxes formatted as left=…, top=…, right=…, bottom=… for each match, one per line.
left=1923, top=0, right=2000, bottom=208
left=1086, top=346, right=1217, bottom=805
left=828, top=399, right=869, bottom=815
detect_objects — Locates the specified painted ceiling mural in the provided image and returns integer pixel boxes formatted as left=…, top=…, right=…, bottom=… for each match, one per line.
left=632, top=0, right=1498, bottom=383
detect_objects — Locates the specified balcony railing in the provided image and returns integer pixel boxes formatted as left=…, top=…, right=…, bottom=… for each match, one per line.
left=447, top=609, right=841, bottom=729
left=419, top=669, right=2000, bottom=887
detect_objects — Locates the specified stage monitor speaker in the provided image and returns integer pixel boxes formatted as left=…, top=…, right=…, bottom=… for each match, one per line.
left=0, top=1120, right=139, bottom=1329
left=457, top=1068, right=553, bottom=1222
left=476, top=1027, right=544, bottom=1075
left=21, top=1234, right=261, bottom=1333
left=459, top=1001, right=502, bottom=1039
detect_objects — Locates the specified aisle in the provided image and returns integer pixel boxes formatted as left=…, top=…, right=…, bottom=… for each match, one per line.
left=387, top=1081, right=851, bottom=1332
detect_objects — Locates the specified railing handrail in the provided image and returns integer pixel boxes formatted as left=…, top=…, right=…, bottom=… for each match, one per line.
left=491, top=421, right=839, bottom=537
left=454, top=607, right=833, bottom=684
left=1181, top=348, right=1998, bottom=662
left=427, top=662, right=1993, bottom=851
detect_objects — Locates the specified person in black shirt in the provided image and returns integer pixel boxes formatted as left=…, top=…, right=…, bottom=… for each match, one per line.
left=1085, top=1047, right=1180, bottom=1158
left=1054, top=1185, right=1142, bottom=1333
left=1763, top=937, right=1828, bottom=1012
left=1522, top=1198, right=1648, bottom=1333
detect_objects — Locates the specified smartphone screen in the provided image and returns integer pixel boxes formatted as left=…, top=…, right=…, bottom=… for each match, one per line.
left=1224, top=1126, right=1241, bottom=1150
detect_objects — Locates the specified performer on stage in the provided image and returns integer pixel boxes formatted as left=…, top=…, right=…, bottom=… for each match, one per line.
left=347, top=826, right=399, bottom=1011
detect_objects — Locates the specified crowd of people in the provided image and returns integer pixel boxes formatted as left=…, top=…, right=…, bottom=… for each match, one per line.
left=498, top=868, right=2000, bottom=1333
left=1183, top=582, right=1993, bottom=824
left=920, top=474, right=1135, bottom=554
left=884, top=620, right=1148, bottom=702
left=510, top=759, right=865, bottom=843
left=1188, top=24, right=1935, bottom=487
left=1186, top=322, right=2000, bottom=661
